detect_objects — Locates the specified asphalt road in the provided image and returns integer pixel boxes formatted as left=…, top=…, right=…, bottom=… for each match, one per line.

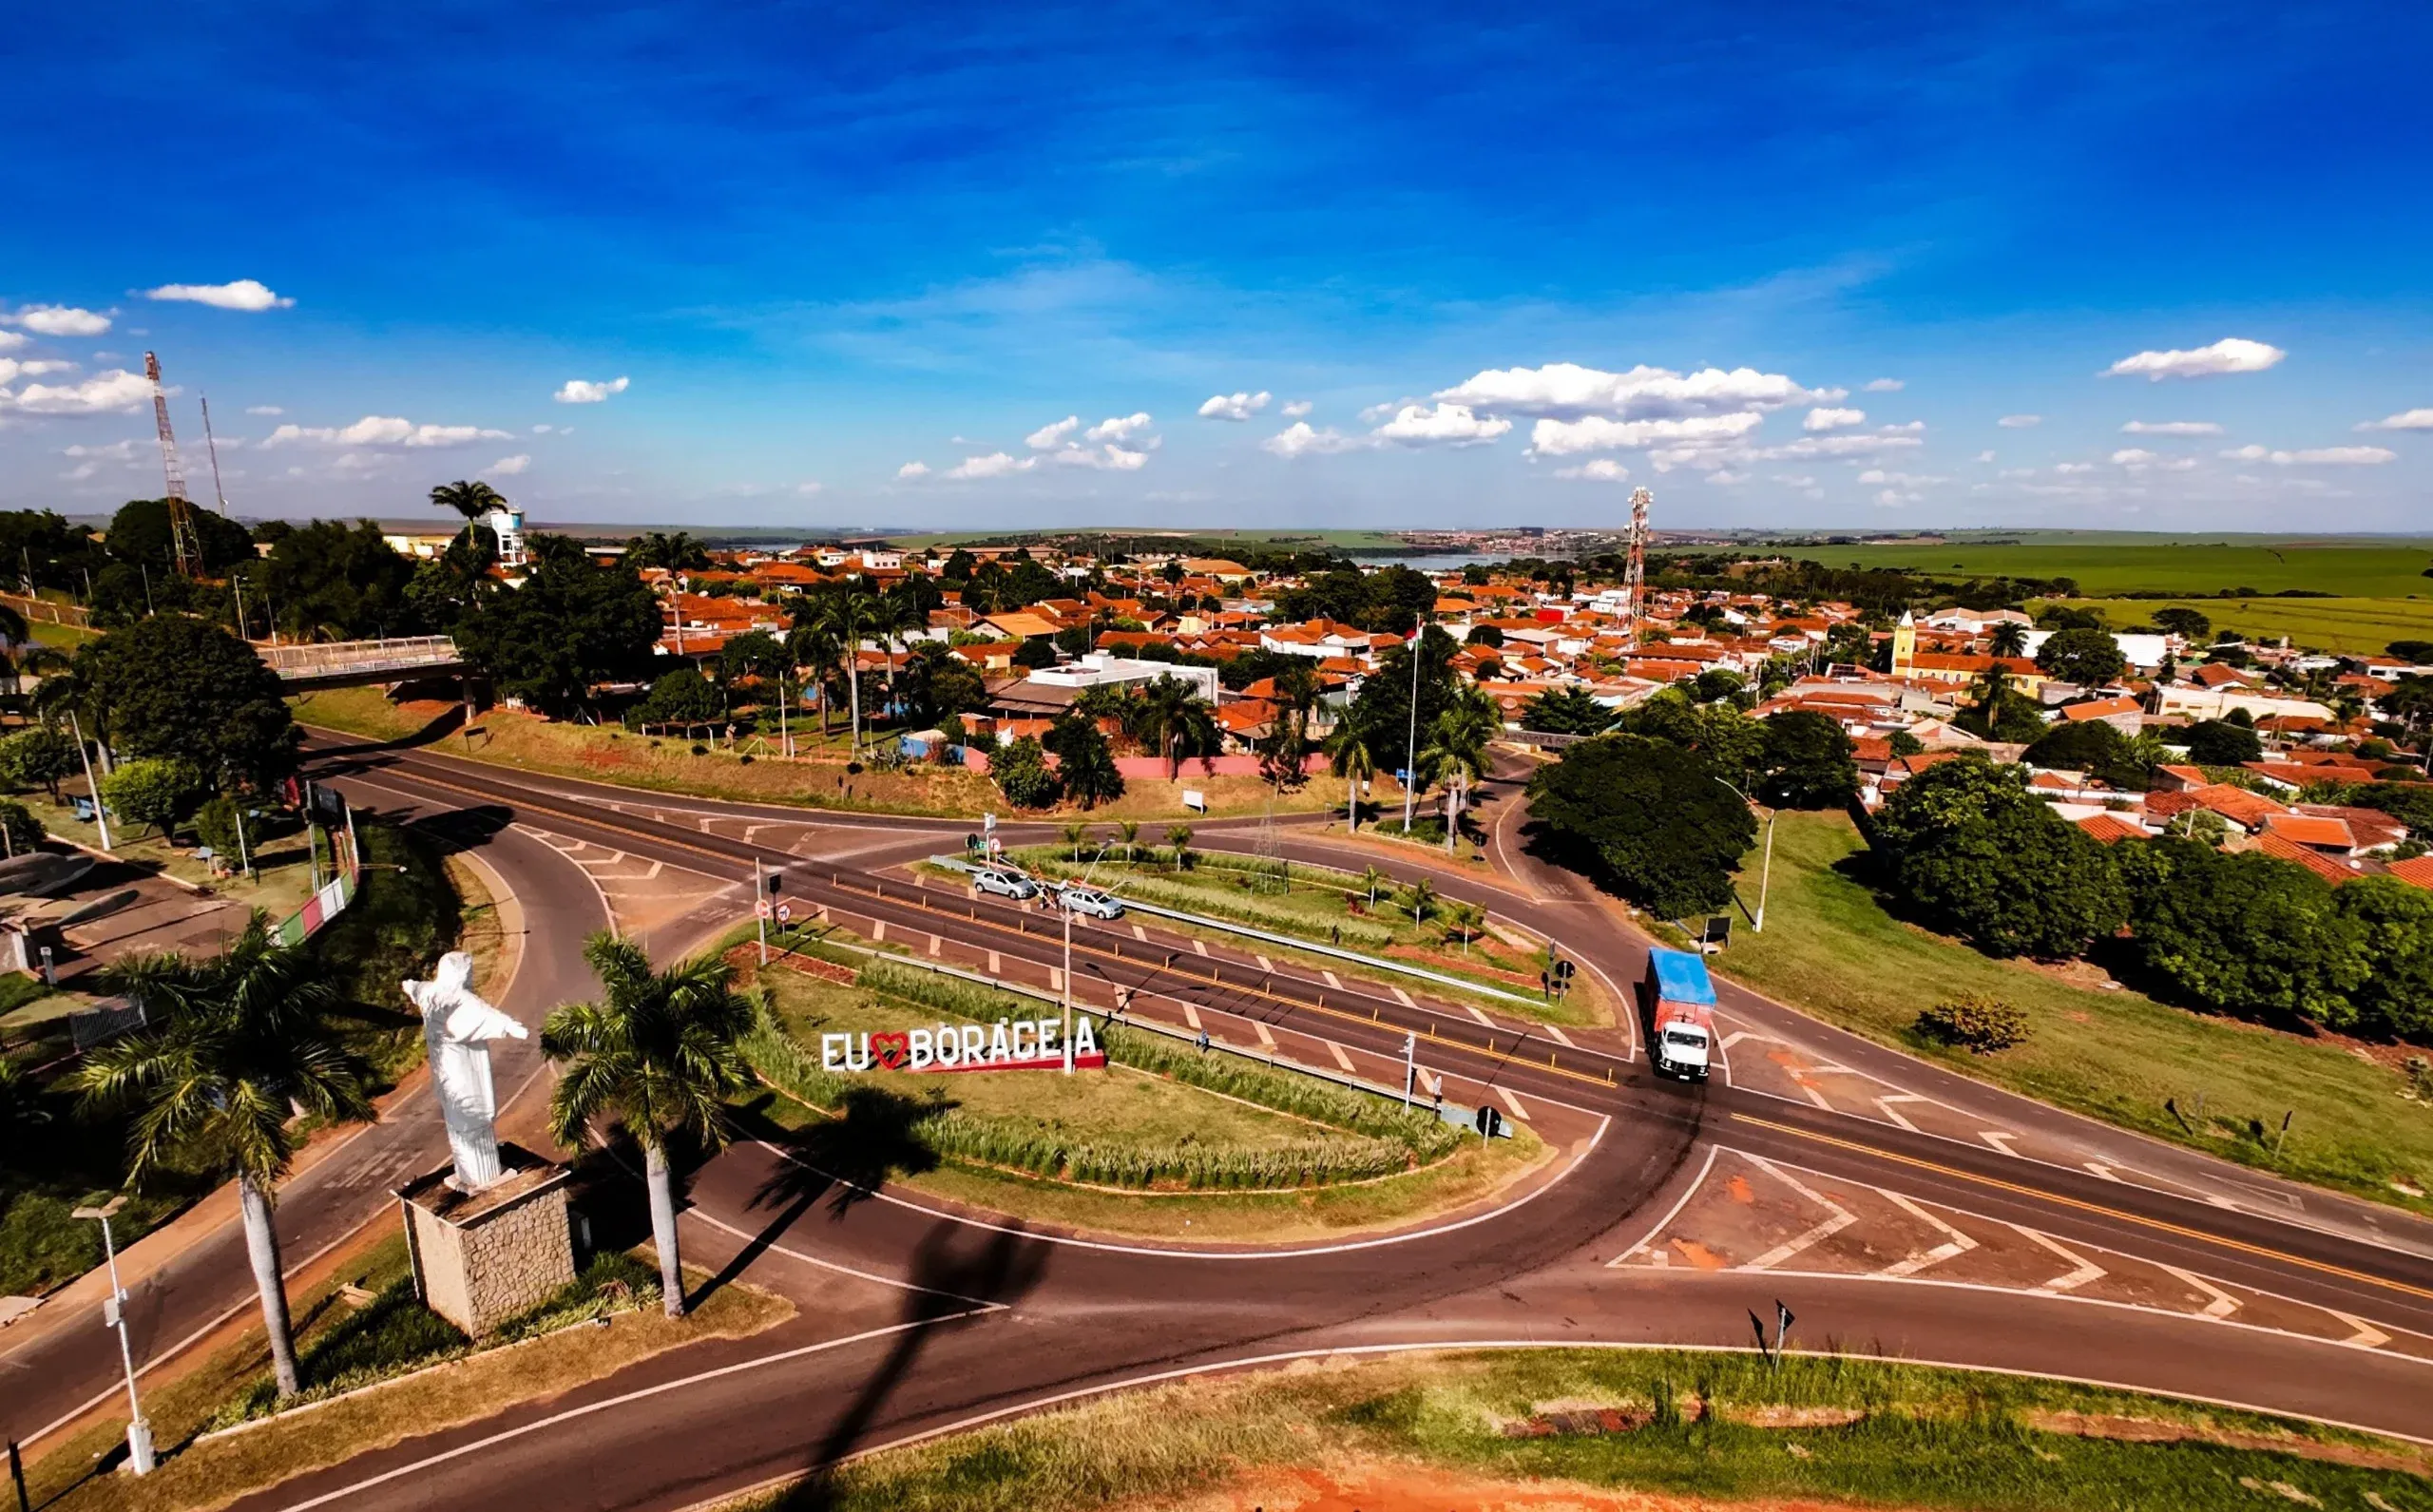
left=10, top=731, right=2431, bottom=1512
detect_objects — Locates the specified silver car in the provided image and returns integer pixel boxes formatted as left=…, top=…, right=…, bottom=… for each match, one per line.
left=1055, top=884, right=1125, bottom=920
left=972, top=867, right=1041, bottom=900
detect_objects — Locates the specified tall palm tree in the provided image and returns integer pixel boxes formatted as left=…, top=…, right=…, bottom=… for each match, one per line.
left=1416, top=686, right=1500, bottom=852
left=786, top=621, right=843, bottom=739
left=1164, top=823, right=1194, bottom=871
left=542, top=934, right=757, bottom=1319
left=799, top=585, right=880, bottom=754
left=430, top=480, right=507, bottom=535
left=1358, top=865, right=1389, bottom=907
left=1397, top=877, right=1439, bottom=927
left=1443, top=899, right=1487, bottom=957
left=1062, top=821, right=1089, bottom=861
left=1988, top=622, right=2029, bottom=659
left=1130, top=675, right=1217, bottom=778
left=1117, top=820, right=1140, bottom=863
left=1327, top=723, right=1377, bottom=833
left=76, top=916, right=374, bottom=1399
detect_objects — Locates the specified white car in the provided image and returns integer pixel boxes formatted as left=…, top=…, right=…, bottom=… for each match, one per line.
left=972, top=867, right=1041, bottom=900
left=1055, top=884, right=1125, bottom=920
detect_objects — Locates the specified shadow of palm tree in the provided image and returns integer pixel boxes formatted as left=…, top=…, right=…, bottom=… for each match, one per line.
left=771, top=1216, right=1052, bottom=1511
left=745, top=1084, right=951, bottom=1222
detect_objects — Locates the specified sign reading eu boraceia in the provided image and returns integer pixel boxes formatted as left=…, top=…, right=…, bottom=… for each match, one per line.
left=820, top=1015, right=1105, bottom=1073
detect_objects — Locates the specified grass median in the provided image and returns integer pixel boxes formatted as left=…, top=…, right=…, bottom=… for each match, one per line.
left=718, top=1345, right=2431, bottom=1512
left=738, top=938, right=1551, bottom=1243
left=1713, top=811, right=2433, bottom=1215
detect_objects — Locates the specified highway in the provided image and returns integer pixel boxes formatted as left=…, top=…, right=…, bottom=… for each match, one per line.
left=7, top=731, right=2430, bottom=1512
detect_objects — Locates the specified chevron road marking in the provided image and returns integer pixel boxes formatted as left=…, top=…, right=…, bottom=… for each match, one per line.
left=1323, top=969, right=1342, bottom=988
left=1875, top=1095, right=1924, bottom=1132
left=2328, top=1309, right=2391, bottom=1349
left=1466, top=1005, right=1495, bottom=1027
left=1253, top=1020, right=1275, bottom=1048
left=1497, top=1085, right=1530, bottom=1122
left=2012, top=1224, right=2108, bottom=1293
left=2160, top=1262, right=2243, bottom=1318
left=1740, top=1156, right=1856, bottom=1272
left=1391, top=986, right=1415, bottom=1007
left=1980, top=1130, right=2021, bottom=1157
left=1542, top=1024, right=1574, bottom=1048
left=1879, top=1190, right=1980, bottom=1276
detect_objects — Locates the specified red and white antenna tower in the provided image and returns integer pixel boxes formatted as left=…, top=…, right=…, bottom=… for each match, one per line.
left=144, top=352, right=206, bottom=578
left=1620, top=486, right=1652, bottom=640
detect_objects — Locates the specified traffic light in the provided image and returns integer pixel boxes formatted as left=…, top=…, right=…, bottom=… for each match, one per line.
left=763, top=869, right=783, bottom=895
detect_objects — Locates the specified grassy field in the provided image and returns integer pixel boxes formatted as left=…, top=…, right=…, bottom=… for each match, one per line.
left=881, top=527, right=1413, bottom=551
left=995, top=844, right=1608, bottom=1026
left=292, top=685, right=1351, bottom=820
left=1687, top=535, right=2433, bottom=598
left=744, top=948, right=1549, bottom=1243
left=2036, top=595, right=2433, bottom=655
left=28, top=1234, right=790, bottom=1512
left=726, top=1346, right=2432, bottom=1512
left=1713, top=813, right=2433, bottom=1214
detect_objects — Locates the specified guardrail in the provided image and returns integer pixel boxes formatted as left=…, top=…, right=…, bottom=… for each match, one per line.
left=256, top=636, right=463, bottom=679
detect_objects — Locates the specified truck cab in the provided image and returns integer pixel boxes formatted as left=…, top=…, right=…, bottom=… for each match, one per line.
left=1643, top=947, right=1718, bottom=1081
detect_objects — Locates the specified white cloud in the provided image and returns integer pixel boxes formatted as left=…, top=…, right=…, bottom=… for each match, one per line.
left=1197, top=391, right=1271, bottom=421
left=945, top=451, right=1032, bottom=480
left=262, top=415, right=513, bottom=449
left=2120, top=420, right=2222, bottom=435
left=247, top=405, right=283, bottom=416
left=1357, top=400, right=1408, bottom=424
left=1045, top=444, right=1148, bottom=470
left=1371, top=402, right=1511, bottom=447
left=1772, top=473, right=1817, bottom=488
left=1975, top=450, right=1996, bottom=463
left=1703, top=469, right=1750, bottom=486
left=2220, top=443, right=2394, bottom=466
left=1856, top=469, right=1946, bottom=486
left=3, top=368, right=152, bottom=414
left=0, top=359, right=74, bottom=385
left=1863, top=377, right=1905, bottom=392
left=2104, top=337, right=2285, bottom=381
left=489, top=454, right=531, bottom=475
left=1526, top=411, right=1763, bottom=457
left=2111, top=448, right=2195, bottom=471
left=1554, top=459, right=1632, bottom=482
left=2356, top=408, right=2433, bottom=431
left=896, top=462, right=931, bottom=479
left=552, top=375, right=630, bottom=404
left=1434, top=361, right=1834, bottom=418
left=0, top=332, right=24, bottom=352
left=1729, top=430, right=1925, bottom=465
left=1025, top=415, right=1081, bottom=450
left=1261, top=422, right=1364, bottom=458
left=1873, top=489, right=1918, bottom=507
left=796, top=481, right=824, bottom=496
left=1803, top=406, right=1866, bottom=431
left=142, top=278, right=293, bottom=311
left=4, top=305, right=112, bottom=337
left=1084, top=411, right=1153, bottom=443
left=1279, top=399, right=1312, bottom=418
left=1997, top=413, right=2041, bottom=428
left=62, top=440, right=136, bottom=460
left=1879, top=420, right=1925, bottom=433
left=2054, top=462, right=2098, bottom=474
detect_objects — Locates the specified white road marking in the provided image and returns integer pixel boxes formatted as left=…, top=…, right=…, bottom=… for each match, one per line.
left=1323, top=970, right=1342, bottom=989
left=1390, top=986, right=1415, bottom=1007
left=1980, top=1131, right=2021, bottom=1157
left=2085, top=1161, right=2121, bottom=1181
left=2159, top=1263, right=2242, bottom=1319
left=1466, top=1005, right=1495, bottom=1027
left=1719, top=1030, right=1778, bottom=1051
left=1255, top=953, right=1272, bottom=971
left=1328, top=1041, right=1356, bottom=1073
left=1253, top=1021, right=1275, bottom=1048
left=1192, top=939, right=1208, bottom=957
left=1875, top=1095, right=1923, bottom=1132
left=2012, top=1224, right=2107, bottom=1293
left=871, top=921, right=887, bottom=943
left=1739, top=1156, right=1857, bottom=1271
left=1798, top=1081, right=1833, bottom=1111
left=2328, top=1309, right=2391, bottom=1349
left=1132, top=924, right=1148, bottom=942
left=1496, top=1085, right=1529, bottom=1121
left=1182, top=1004, right=1202, bottom=1030
left=1542, top=1024, right=1574, bottom=1049
left=1049, top=968, right=1063, bottom=992
left=929, top=935, right=942, bottom=957
left=1878, top=1190, right=1979, bottom=1276
left=987, top=950, right=1000, bottom=974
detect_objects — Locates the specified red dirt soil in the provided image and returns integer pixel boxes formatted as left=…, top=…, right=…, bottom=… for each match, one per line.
left=1166, top=1461, right=1892, bottom=1512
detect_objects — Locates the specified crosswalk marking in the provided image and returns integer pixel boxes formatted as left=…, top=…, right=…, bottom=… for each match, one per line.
left=2012, top=1224, right=2106, bottom=1293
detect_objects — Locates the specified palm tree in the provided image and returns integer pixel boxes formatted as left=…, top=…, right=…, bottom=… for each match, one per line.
left=1988, top=622, right=2029, bottom=659
left=1117, top=820, right=1140, bottom=863
left=1358, top=865, right=1389, bottom=907
left=76, top=916, right=374, bottom=1398
left=787, top=622, right=843, bottom=739
left=1327, top=723, right=1377, bottom=833
left=430, top=480, right=507, bottom=538
left=1164, top=824, right=1194, bottom=871
left=799, top=585, right=880, bottom=755
left=1416, top=687, right=1500, bottom=852
left=1443, top=900, right=1487, bottom=957
left=541, top=934, right=757, bottom=1318
left=1397, top=876, right=1438, bottom=927
left=1130, top=675, right=1218, bottom=778
left=1062, top=821, right=1089, bottom=861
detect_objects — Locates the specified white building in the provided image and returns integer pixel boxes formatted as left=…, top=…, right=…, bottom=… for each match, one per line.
left=1025, top=652, right=1219, bottom=704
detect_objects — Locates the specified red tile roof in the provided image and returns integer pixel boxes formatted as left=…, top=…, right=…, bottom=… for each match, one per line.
left=2261, top=813, right=2354, bottom=852
left=2388, top=855, right=2433, bottom=890
left=2077, top=813, right=2147, bottom=844
left=2256, top=832, right=2360, bottom=885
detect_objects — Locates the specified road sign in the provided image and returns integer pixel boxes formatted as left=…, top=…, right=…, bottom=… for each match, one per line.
left=983, top=812, right=996, bottom=834
left=776, top=902, right=792, bottom=923
left=755, top=899, right=773, bottom=920
left=1181, top=790, right=1207, bottom=813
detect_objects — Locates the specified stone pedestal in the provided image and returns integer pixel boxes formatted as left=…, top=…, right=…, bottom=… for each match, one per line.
left=397, top=1142, right=577, bottom=1337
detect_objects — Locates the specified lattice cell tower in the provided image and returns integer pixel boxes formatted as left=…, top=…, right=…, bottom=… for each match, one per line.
left=1620, top=486, right=1653, bottom=640
left=144, top=352, right=206, bottom=578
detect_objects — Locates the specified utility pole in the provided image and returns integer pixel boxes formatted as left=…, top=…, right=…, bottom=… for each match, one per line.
left=1402, top=1031, right=1416, bottom=1107
left=68, top=711, right=109, bottom=852
left=73, top=1198, right=153, bottom=1475
left=1401, top=625, right=1422, bottom=833
left=201, top=394, right=231, bottom=513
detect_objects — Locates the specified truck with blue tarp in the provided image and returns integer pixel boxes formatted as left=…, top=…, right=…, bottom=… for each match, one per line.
left=1642, top=947, right=1717, bottom=1081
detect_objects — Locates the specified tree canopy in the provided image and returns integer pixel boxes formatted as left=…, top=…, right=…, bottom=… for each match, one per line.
left=1755, top=710, right=1858, bottom=809
left=2021, top=718, right=2152, bottom=790
left=1519, top=684, right=1611, bottom=736
left=2118, top=838, right=2371, bottom=1026
left=451, top=536, right=661, bottom=716
left=2180, top=718, right=2264, bottom=766
left=2034, top=627, right=2128, bottom=687
left=76, top=615, right=299, bottom=790
left=104, top=498, right=258, bottom=576
left=1867, top=756, right=2128, bottom=958
left=257, top=519, right=426, bottom=640
left=1527, top=734, right=1755, bottom=918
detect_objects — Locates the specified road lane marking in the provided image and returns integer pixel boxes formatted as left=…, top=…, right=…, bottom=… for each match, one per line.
left=1875, top=1095, right=1923, bottom=1132
left=1879, top=1190, right=1979, bottom=1276
left=1740, top=1156, right=1856, bottom=1271
left=1182, top=1004, right=1202, bottom=1029
left=987, top=950, right=1000, bottom=973
left=1391, top=986, right=1415, bottom=1007
left=1255, top=953, right=1272, bottom=971
left=2328, top=1309, right=2391, bottom=1349
left=929, top=934, right=942, bottom=957
left=1497, top=1085, right=1529, bottom=1122
left=1542, top=1024, right=1575, bottom=1048
left=1980, top=1131, right=2020, bottom=1157
left=2012, top=1224, right=2107, bottom=1293
left=1253, top=1020, right=1275, bottom=1048
left=2160, top=1262, right=2242, bottom=1319
left=1323, top=970, right=1341, bottom=988
left=1466, top=1005, right=1495, bottom=1027
left=2085, top=1162, right=2120, bottom=1181
left=1193, top=939, right=1208, bottom=956
left=1799, top=1081, right=1833, bottom=1111
left=1731, top=1112, right=2433, bottom=1304
left=1329, top=1041, right=1356, bottom=1073
left=1133, top=924, right=1148, bottom=941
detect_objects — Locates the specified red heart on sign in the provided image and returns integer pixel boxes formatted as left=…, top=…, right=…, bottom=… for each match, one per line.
left=870, top=1032, right=910, bottom=1070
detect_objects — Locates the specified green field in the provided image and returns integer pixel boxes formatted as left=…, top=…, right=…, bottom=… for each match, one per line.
left=1712, top=813, right=2433, bottom=1214
left=740, top=1347, right=2431, bottom=1512
left=1679, top=533, right=2433, bottom=598
left=882, top=526, right=1411, bottom=551
left=2038, top=595, right=2433, bottom=656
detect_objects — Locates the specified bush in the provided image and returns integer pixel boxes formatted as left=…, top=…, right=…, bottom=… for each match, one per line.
left=97, top=757, right=206, bottom=838
left=992, top=735, right=1062, bottom=809
left=0, top=799, right=39, bottom=856
left=2182, top=719, right=2263, bottom=766
left=0, top=727, right=77, bottom=798
left=1915, top=996, right=2028, bottom=1053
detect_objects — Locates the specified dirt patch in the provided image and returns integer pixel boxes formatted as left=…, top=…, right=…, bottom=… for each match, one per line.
left=2025, top=1411, right=2431, bottom=1474
left=1149, top=1458, right=1902, bottom=1512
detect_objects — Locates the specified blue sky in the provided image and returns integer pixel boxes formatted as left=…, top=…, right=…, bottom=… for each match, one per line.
left=4, top=0, right=2428, bottom=531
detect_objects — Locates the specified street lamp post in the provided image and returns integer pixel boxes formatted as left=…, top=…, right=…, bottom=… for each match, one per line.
left=1058, top=841, right=1121, bottom=1075
left=1400, top=625, right=1423, bottom=834
left=73, top=1197, right=153, bottom=1476
left=1713, top=776, right=1776, bottom=934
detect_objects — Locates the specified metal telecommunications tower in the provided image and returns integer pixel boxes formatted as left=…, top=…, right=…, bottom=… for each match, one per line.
left=1619, top=486, right=1653, bottom=640
left=144, top=352, right=205, bottom=578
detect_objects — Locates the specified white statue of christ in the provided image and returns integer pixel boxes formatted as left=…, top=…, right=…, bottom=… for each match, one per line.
left=404, top=951, right=528, bottom=1191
